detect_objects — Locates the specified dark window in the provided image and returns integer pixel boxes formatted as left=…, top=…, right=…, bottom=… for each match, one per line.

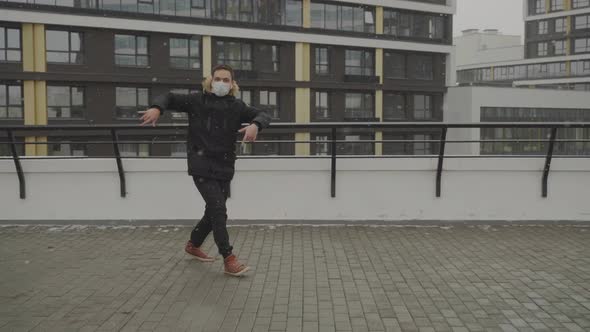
left=555, top=18, right=567, bottom=33
left=259, top=90, right=279, bottom=120
left=551, top=0, right=564, bottom=11
left=257, top=44, right=280, bottom=73
left=46, top=30, right=83, bottom=64
left=116, top=87, right=149, bottom=119
left=235, top=89, right=252, bottom=105
left=311, top=2, right=374, bottom=33
left=538, top=21, right=548, bottom=34
left=338, top=134, right=374, bottom=155
left=115, top=34, right=149, bottom=67
left=345, top=49, right=374, bottom=76
left=119, top=143, right=151, bottom=157
left=532, top=0, right=546, bottom=14
left=216, top=41, right=252, bottom=70
left=169, top=37, right=200, bottom=69
left=572, top=60, right=590, bottom=75
left=413, top=134, right=433, bottom=155
left=212, top=0, right=254, bottom=22
left=48, top=137, right=86, bottom=157
left=537, top=42, right=548, bottom=56
left=573, top=0, right=590, bottom=8
left=383, top=93, right=406, bottom=120
left=313, top=91, right=330, bottom=120
left=413, top=94, right=432, bottom=120
left=413, top=55, right=434, bottom=80
left=575, top=15, right=590, bottom=30
left=553, top=40, right=566, bottom=55
left=575, top=38, right=590, bottom=53
left=0, top=83, right=23, bottom=119
left=0, top=27, right=21, bottom=63
left=384, top=52, right=406, bottom=79
left=312, top=134, right=330, bottom=155
left=344, top=92, right=374, bottom=119
left=47, top=86, right=85, bottom=119
left=383, top=10, right=447, bottom=40
left=315, top=47, right=330, bottom=75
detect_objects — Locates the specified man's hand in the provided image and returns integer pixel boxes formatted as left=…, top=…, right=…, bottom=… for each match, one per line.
left=238, top=124, right=259, bottom=143
left=138, top=108, right=161, bottom=127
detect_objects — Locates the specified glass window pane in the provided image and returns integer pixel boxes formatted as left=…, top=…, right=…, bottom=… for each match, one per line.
left=70, top=32, right=82, bottom=51
left=0, top=85, right=6, bottom=105
left=116, top=54, right=136, bottom=66
left=115, top=35, right=135, bottom=54
left=189, top=38, right=200, bottom=57
left=8, top=85, right=21, bottom=105
left=137, top=36, right=148, bottom=54
left=47, top=86, right=70, bottom=107
left=341, top=6, right=353, bottom=31
left=72, top=87, right=84, bottom=105
left=171, top=57, right=189, bottom=68
left=7, top=50, right=21, bottom=62
left=285, top=0, right=302, bottom=26
left=138, top=88, right=149, bottom=105
left=325, top=4, right=338, bottom=30
left=116, top=87, right=137, bottom=107
left=47, top=51, right=70, bottom=63
left=170, top=38, right=188, bottom=57
left=0, top=28, right=5, bottom=49
left=310, top=3, right=324, bottom=28
left=46, top=30, right=69, bottom=51
left=7, top=28, right=20, bottom=49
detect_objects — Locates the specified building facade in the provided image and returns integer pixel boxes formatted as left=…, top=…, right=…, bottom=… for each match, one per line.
left=457, top=0, right=590, bottom=91
left=0, top=0, right=456, bottom=158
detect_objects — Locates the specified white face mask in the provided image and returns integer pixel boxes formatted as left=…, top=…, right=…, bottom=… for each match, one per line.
left=211, top=81, right=231, bottom=97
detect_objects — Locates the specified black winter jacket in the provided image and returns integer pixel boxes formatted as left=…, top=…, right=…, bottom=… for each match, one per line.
left=151, top=91, right=271, bottom=180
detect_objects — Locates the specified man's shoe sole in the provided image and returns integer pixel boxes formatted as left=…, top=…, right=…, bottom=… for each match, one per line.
left=224, top=266, right=250, bottom=277
left=185, top=250, right=215, bottom=262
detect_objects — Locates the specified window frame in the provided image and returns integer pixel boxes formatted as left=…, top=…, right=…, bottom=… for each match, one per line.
left=0, top=82, right=23, bottom=120
left=344, top=49, right=375, bottom=76
left=115, top=86, right=150, bottom=120
left=114, top=34, right=150, bottom=68
left=0, top=27, right=22, bottom=63
left=47, top=85, right=86, bottom=120
left=169, top=36, right=201, bottom=70
left=46, top=30, right=84, bottom=65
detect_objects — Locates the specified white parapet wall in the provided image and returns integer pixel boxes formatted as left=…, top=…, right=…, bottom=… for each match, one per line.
left=1, top=158, right=589, bottom=222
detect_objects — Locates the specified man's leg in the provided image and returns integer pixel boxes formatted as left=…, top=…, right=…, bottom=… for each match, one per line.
left=193, top=177, right=233, bottom=258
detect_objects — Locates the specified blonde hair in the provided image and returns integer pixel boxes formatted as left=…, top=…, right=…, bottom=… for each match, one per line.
left=202, top=75, right=240, bottom=97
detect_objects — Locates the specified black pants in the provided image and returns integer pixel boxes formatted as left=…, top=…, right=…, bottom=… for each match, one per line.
left=190, top=176, right=233, bottom=258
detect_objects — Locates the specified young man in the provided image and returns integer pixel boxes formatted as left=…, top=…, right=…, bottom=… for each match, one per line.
left=139, top=64, right=271, bottom=277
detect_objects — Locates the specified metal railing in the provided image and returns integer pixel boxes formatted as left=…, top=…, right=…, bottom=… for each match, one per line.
left=2, top=122, right=590, bottom=200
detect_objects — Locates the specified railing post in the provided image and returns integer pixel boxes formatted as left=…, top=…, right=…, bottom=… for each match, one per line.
left=436, top=127, right=448, bottom=198
left=330, top=127, right=337, bottom=198
left=111, top=129, right=127, bottom=198
left=7, top=130, right=26, bottom=199
left=542, top=127, right=558, bottom=198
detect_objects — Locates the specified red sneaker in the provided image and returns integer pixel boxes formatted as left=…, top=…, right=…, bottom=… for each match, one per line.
left=224, top=255, right=250, bottom=277
left=184, top=241, right=214, bottom=262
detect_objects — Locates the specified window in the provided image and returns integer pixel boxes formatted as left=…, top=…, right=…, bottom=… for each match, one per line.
left=575, top=15, right=590, bottom=30
left=575, top=38, right=590, bottom=53
left=259, top=90, right=279, bottom=119
left=313, top=91, right=330, bottom=120
left=533, top=0, right=546, bottom=14
left=413, top=134, right=432, bottom=155
left=538, top=21, right=548, bottom=34
left=116, top=87, right=149, bottom=119
left=191, top=0, right=206, bottom=9
left=315, top=47, right=329, bottom=75
left=345, top=49, right=374, bottom=76
left=216, top=41, right=252, bottom=70
left=0, top=27, right=21, bottom=62
left=553, top=40, right=566, bottom=55
left=171, top=143, right=187, bottom=157
left=538, top=42, right=548, bottom=56
left=383, top=10, right=447, bottom=40
left=169, top=37, right=200, bottom=69
left=258, top=44, right=280, bottom=73
left=551, top=0, right=564, bottom=11
left=115, top=34, right=148, bottom=67
left=0, top=83, right=23, bottom=119
left=311, top=2, right=374, bottom=33
left=385, top=52, right=406, bottom=79
left=383, top=93, right=406, bottom=120
left=313, top=135, right=329, bottom=156
left=413, top=55, right=434, bottom=80
left=339, top=135, right=374, bottom=155
left=47, top=86, right=85, bottom=119
left=572, top=60, right=590, bottom=75
left=344, top=92, right=374, bottom=119
left=46, top=30, right=83, bottom=64
left=555, top=18, right=567, bottom=33
left=573, top=0, right=590, bottom=8
left=119, top=143, right=150, bottom=157
left=413, top=95, right=432, bottom=120
left=235, top=89, right=252, bottom=105
left=48, top=138, right=86, bottom=157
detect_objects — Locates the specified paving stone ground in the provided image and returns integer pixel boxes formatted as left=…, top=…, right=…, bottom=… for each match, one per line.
left=0, top=224, right=589, bottom=332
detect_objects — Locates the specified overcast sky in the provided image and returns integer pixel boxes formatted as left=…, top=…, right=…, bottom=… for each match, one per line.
left=453, top=0, right=524, bottom=37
